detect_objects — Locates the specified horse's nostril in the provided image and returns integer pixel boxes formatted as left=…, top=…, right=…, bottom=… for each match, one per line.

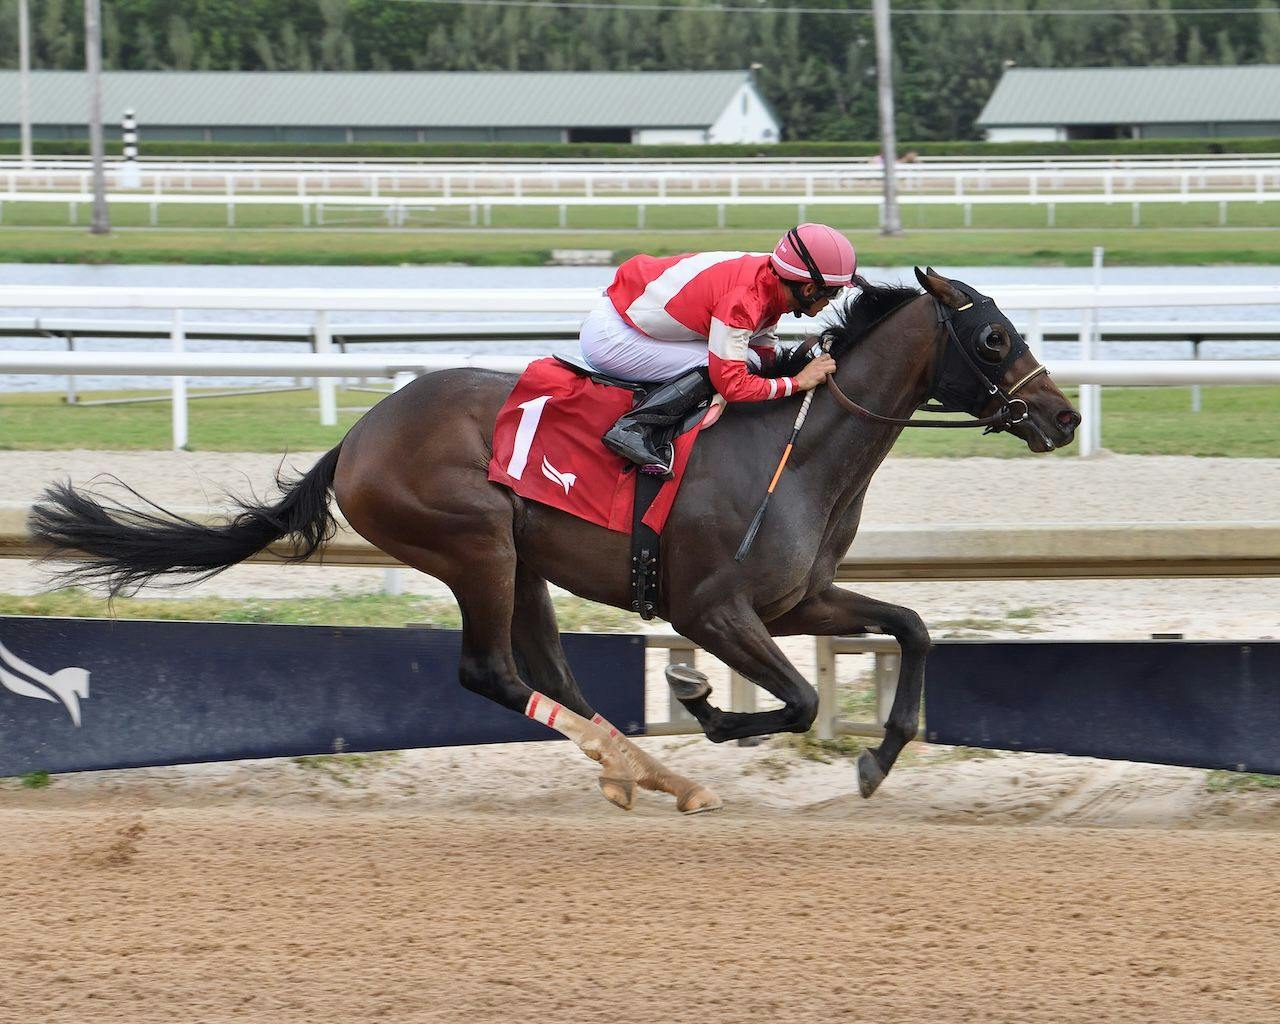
left=1057, top=410, right=1082, bottom=431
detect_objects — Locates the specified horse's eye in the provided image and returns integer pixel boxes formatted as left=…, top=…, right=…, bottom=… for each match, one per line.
left=977, top=326, right=1008, bottom=363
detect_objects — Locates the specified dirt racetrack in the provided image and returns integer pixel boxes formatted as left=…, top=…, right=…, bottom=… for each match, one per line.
left=2, top=450, right=1278, bottom=1022
left=4, top=744, right=1280, bottom=1024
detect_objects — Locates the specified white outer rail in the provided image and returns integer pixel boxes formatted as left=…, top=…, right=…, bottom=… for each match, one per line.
left=1, top=186, right=1276, bottom=230
left=0, top=283, right=1276, bottom=312
left=1, top=283, right=1276, bottom=450
left=2, top=351, right=1279, bottom=386
left=4, top=157, right=1279, bottom=199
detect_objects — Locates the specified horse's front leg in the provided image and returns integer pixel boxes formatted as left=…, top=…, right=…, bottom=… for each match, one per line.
left=767, top=586, right=931, bottom=798
left=669, top=599, right=820, bottom=743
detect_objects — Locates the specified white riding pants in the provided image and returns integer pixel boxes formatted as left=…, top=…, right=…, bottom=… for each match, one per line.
left=578, top=297, right=709, bottom=382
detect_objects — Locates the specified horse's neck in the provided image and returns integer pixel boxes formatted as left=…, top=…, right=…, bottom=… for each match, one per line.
left=797, top=299, right=936, bottom=510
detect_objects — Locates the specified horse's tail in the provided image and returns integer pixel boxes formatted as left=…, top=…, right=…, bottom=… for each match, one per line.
left=28, top=444, right=344, bottom=597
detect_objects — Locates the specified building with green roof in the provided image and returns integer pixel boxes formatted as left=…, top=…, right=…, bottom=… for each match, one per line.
left=0, top=70, right=781, bottom=146
left=976, top=65, right=1280, bottom=142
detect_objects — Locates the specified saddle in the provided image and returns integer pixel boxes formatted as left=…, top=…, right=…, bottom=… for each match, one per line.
left=553, top=353, right=701, bottom=621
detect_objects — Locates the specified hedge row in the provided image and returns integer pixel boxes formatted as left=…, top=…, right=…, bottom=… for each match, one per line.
left=2, top=137, right=1278, bottom=160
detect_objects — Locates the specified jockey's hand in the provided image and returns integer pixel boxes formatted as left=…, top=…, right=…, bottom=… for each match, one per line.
left=794, top=353, right=837, bottom=391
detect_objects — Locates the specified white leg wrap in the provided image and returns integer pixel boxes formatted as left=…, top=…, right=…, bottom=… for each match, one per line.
left=525, top=692, right=595, bottom=746
left=590, top=712, right=620, bottom=739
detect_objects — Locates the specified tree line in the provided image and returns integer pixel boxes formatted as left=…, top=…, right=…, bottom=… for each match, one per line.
left=2, top=0, right=1279, bottom=140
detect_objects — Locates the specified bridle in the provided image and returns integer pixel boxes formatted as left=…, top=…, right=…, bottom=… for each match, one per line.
left=822, top=293, right=1052, bottom=442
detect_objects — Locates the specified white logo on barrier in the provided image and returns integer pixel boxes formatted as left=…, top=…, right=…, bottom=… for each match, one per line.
left=541, top=456, right=577, bottom=495
left=0, top=641, right=90, bottom=727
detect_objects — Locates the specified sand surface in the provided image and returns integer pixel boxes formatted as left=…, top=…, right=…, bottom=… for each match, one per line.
left=1, top=450, right=1279, bottom=1022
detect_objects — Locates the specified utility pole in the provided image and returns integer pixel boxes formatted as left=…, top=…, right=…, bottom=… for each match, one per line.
left=84, top=0, right=110, bottom=234
left=18, top=0, right=31, bottom=167
left=872, top=0, right=902, bottom=235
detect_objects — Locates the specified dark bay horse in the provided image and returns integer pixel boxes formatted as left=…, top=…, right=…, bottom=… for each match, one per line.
left=29, top=268, right=1080, bottom=813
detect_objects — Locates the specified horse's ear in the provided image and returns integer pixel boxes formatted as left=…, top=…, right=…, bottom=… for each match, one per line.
left=914, top=266, right=967, bottom=310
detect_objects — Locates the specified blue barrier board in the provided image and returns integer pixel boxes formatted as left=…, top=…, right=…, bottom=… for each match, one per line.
left=926, top=640, right=1280, bottom=774
left=0, top=616, right=646, bottom=777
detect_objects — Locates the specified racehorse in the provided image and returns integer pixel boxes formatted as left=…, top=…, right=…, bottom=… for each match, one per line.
left=29, top=268, right=1081, bottom=814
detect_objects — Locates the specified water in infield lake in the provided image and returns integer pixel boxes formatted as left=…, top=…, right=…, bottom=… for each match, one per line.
left=0, top=262, right=1277, bottom=392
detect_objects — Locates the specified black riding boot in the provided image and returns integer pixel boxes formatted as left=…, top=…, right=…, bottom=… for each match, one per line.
left=602, top=368, right=713, bottom=478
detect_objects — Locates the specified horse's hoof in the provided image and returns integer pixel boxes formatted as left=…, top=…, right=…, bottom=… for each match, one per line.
left=857, top=749, right=885, bottom=799
left=677, top=786, right=724, bottom=814
left=665, top=664, right=711, bottom=702
left=598, top=776, right=636, bottom=811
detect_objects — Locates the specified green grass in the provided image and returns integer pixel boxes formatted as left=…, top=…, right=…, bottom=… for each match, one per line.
left=1205, top=770, right=1280, bottom=793
left=291, top=751, right=402, bottom=786
left=0, top=387, right=364, bottom=452
left=4, top=384, right=1277, bottom=457
left=10, top=198, right=1280, bottom=235
left=2, top=221, right=1280, bottom=266
left=0, top=588, right=645, bottom=632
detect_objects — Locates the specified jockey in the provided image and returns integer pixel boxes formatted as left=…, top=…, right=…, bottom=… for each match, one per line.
left=581, top=223, right=856, bottom=476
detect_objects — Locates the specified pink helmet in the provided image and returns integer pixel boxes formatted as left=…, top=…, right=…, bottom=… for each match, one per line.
left=770, top=223, right=857, bottom=289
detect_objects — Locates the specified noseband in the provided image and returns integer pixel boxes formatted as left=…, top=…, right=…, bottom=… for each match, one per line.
left=823, top=297, right=1050, bottom=433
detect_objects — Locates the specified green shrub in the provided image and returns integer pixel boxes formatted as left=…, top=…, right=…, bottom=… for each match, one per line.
left=5, top=137, right=1277, bottom=160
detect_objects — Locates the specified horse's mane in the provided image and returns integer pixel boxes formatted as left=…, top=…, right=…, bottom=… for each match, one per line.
left=822, top=278, right=922, bottom=359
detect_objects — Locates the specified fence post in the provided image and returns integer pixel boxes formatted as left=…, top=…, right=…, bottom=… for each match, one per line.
left=1078, top=318, right=1096, bottom=457
left=1047, top=202, right=1055, bottom=227
left=314, top=310, right=336, bottom=427
left=63, top=334, right=77, bottom=404
left=729, top=670, right=755, bottom=713
left=171, top=310, right=188, bottom=450
left=1025, top=308, right=1043, bottom=360
left=815, top=635, right=836, bottom=741
left=874, top=651, right=900, bottom=727
left=1077, top=245, right=1104, bottom=456
left=716, top=203, right=725, bottom=229
left=1191, top=339, right=1202, bottom=413
left=637, top=204, right=645, bottom=230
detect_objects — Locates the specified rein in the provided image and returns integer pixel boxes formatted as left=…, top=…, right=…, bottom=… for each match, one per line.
left=823, top=297, right=1049, bottom=431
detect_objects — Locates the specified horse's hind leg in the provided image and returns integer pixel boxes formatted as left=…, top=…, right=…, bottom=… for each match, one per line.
left=510, top=564, right=721, bottom=813
left=374, top=533, right=639, bottom=810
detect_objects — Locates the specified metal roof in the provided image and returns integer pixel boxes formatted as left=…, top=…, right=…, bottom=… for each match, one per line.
left=977, top=66, right=1280, bottom=126
left=0, top=70, right=756, bottom=128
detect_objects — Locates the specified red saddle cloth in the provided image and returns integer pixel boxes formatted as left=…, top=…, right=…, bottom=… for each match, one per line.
left=486, top=358, right=704, bottom=534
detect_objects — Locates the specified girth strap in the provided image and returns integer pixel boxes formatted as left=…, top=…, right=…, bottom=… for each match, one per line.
left=629, top=470, right=664, bottom=620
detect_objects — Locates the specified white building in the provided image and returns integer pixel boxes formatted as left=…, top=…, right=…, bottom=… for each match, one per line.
left=0, top=70, right=782, bottom=146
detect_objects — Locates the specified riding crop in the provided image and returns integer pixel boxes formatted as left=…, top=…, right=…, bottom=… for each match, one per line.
left=734, top=342, right=827, bottom=563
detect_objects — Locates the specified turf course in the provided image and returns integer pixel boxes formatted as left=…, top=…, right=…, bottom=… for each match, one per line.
left=0, top=220, right=1274, bottom=267
left=2, top=385, right=1276, bottom=457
